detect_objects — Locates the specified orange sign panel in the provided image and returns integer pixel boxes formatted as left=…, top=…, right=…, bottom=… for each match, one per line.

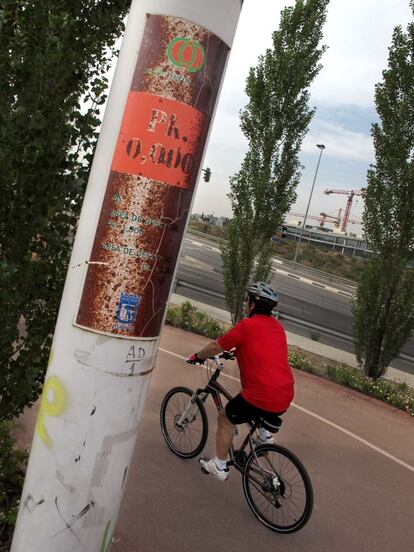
left=112, top=92, right=206, bottom=189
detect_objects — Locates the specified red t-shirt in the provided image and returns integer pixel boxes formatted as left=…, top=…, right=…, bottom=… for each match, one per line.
left=217, top=315, right=294, bottom=412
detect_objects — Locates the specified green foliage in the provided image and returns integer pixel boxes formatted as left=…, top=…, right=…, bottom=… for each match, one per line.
left=221, top=218, right=254, bottom=323
left=353, top=257, right=414, bottom=378
left=0, top=2, right=130, bottom=420
left=353, top=10, right=414, bottom=379
left=222, top=0, right=329, bottom=322
left=288, top=351, right=314, bottom=373
left=289, top=351, right=414, bottom=416
left=288, top=242, right=367, bottom=281
left=0, top=422, right=28, bottom=550
left=328, top=366, right=414, bottom=416
left=165, top=302, right=227, bottom=340
left=188, top=220, right=228, bottom=239
left=253, top=241, right=274, bottom=282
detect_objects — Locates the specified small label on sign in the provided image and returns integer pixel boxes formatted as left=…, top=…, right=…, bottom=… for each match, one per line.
left=116, top=293, right=140, bottom=325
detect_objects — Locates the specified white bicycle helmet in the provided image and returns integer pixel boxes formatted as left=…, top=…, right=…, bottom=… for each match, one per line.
left=247, top=282, right=279, bottom=306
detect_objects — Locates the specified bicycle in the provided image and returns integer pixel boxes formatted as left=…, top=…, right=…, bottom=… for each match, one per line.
left=160, top=352, right=313, bottom=533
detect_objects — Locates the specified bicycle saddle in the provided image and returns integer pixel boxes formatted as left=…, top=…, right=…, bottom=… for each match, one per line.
left=259, top=416, right=282, bottom=433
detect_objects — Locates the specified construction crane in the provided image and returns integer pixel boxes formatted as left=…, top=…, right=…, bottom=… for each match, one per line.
left=320, top=209, right=362, bottom=228
left=289, top=211, right=341, bottom=229
left=324, top=189, right=364, bottom=233
left=319, top=209, right=342, bottom=228
left=289, top=212, right=326, bottom=227
left=288, top=209, right=361, bottom=231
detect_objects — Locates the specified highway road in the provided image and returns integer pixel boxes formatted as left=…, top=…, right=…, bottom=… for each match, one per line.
left=175, top=234, right=414, bottom=375
left=112, top=326, right=414, bottom=552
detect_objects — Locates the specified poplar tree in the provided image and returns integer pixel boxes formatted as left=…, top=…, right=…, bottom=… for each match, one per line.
left=221, top=0, right=329, bottom=323
left=353, top=3, right=414, bottom=379
left=0, top=1, right=130, bottom=420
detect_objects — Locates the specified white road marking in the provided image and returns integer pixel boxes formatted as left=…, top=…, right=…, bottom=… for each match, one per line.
left=185, top=239, right=353, bottom=297
left=272, top=266, right=353, bottom=297
left=158, top=347, right=414, bottom=474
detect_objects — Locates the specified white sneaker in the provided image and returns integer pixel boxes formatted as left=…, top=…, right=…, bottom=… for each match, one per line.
left=253, top=434, right=275, bottom=447
left=200, top=458, right=229, bottom=481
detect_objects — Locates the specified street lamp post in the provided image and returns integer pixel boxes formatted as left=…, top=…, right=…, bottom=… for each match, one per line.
left=293, top=144, right=326, bottom=264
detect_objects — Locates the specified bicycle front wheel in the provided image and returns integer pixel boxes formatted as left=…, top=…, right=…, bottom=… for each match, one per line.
left=242, top=444, right=313, bottom=533
left=160, top=386, right=208, bottom=459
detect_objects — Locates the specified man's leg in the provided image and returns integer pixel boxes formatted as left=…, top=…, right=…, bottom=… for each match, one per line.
left=200, top=393, right=248, bottom=480
left=216, top=409, right=235, bottom=461
left=199, top=410, right=234, bottom=480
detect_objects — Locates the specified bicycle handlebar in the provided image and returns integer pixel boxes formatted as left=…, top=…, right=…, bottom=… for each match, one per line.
left=217, top=350, right=236, bottom=361
left=187, top=350, right=235, bottom=367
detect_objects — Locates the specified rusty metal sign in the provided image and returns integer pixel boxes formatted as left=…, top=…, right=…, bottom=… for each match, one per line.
left=75, top=14, right=229, bottom=338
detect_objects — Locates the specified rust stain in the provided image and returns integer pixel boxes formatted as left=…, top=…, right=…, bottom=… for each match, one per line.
left=76, top=14, right=229, bottom=339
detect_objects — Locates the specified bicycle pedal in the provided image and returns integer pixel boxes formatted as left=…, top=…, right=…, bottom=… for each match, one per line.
left=199, top=457, right=209, bottom=474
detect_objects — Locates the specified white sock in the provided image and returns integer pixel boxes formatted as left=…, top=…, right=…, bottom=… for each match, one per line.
left=259, top=428, right=272, bottom=441
left=214, top=457, right=227, bottom=471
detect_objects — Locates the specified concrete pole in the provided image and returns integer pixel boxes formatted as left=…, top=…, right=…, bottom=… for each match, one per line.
left=11, top=1, right=243, bottom=550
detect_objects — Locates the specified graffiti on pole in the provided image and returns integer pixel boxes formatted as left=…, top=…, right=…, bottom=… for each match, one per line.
left=75, top=14, right=229, bottom=338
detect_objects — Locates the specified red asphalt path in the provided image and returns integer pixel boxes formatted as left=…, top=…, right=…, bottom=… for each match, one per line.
left=112, top=326, right=414, bottom=552
left=14, top=326, right=413, bottom=551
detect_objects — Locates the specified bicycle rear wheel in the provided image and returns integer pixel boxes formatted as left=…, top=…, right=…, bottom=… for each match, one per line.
left=160, top=386, right=208, bottom=459
left=242, top=444, right=313, bottom=533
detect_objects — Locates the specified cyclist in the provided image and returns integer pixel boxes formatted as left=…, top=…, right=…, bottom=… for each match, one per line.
left=187, top=282, right=294, bottom=481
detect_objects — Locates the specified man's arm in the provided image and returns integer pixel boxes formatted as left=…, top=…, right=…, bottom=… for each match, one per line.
left=188, top=340, right=223, bottom=363
left=197, top=340, right=224, bottom=360
left=188, top=321, right=244, bottom=364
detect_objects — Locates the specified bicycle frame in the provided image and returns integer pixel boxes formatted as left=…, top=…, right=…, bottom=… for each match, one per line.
left=182, top=358, right=272, bottom=475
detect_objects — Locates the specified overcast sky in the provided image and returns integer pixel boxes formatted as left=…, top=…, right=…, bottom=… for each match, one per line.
left=191, top=0, right=413, bottom=234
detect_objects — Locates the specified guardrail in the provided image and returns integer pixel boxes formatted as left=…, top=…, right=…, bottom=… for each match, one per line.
left=187, top=228, right=224, bottom=244
left=186, top=228, right=357, bottom=293
left=173, top=277, right=414, bottom=365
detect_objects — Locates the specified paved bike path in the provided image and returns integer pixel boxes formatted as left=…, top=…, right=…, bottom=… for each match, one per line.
left=113, top=326, right=414, bottom=552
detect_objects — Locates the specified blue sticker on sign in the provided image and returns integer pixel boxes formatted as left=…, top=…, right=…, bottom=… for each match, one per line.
left=116, top=293, right=140, bottom=325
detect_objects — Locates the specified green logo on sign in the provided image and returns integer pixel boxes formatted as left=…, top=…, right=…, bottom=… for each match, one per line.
left=167, top=37, right=206, bottom=73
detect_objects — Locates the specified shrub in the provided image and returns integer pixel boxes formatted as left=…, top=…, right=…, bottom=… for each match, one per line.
left=0, top=422, right=28, bottom=550
left=310, top=331, right=320, bottom=342
left=288, top=351, right=314, bottom=373
left=166, top=302, right=226, bottom=340
left=329, top=365, right=414, bottom=416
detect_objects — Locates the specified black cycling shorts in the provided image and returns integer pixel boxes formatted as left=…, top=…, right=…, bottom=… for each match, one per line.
left=225, top=393, right=285, bottom=430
